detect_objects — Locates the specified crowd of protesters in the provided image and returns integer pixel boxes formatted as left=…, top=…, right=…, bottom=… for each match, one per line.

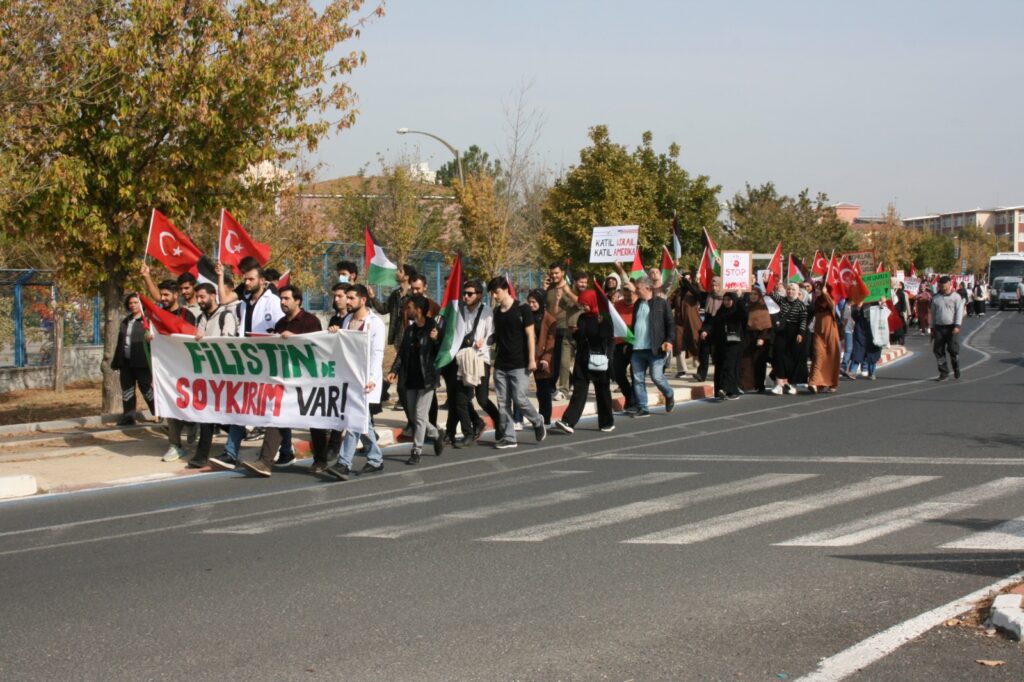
left=113, top=257, right=971, bottom=480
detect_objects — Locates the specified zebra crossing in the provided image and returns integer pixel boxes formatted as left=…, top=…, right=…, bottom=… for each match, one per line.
left=200, top=468, right=1024, bottom=551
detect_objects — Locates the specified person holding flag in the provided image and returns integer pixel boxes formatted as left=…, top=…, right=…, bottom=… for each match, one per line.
left=219, top=209, right=270, bottom=273
left=552, top=288, right=615, bottom=434
left=807, top=284, right=841, bottom=393
left=110, top=293, right=155, bottom=426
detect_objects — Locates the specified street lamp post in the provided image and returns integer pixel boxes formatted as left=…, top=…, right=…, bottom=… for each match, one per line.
left=396, top=127, right=465, bottom=186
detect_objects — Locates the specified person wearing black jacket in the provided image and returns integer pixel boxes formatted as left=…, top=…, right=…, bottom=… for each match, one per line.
left=702, top=292, right=747, bottom=400
left=111, top=293, right=154, bottom=426
left=387, top=295, right=445, bottom=465
left=629, top=276, right=675, bottom=417
left=769, top=283, right=809, bottom=395
left=553, top=289, right=615, bottom=433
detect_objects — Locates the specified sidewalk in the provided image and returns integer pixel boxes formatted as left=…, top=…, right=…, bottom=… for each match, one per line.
left=0, top=346, right=908, bottom=499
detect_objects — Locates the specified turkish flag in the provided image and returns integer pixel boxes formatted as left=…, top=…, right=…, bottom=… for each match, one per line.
left=839, top=256, right=870, bottom=304
left=139, top=295, right=197, bottom=335
left=811, top=250, right=828, bottom=277
left=825, top=254, right=848, bottom=300
left=219, top=209, right=270, bottom=274
left=146, top=209, right=202, bottom=275
left=766, top=242, right=783, bottom=292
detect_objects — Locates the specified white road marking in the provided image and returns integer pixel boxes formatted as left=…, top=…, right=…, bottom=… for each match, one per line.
left=942, top=515, right=1024, bottom=550
left=624, top=476, right=935, bottom=546
left=480, top=473, right=816, bottom=543
left=778, top=478, right=1024, bottom=547
left=796, top=570, right=1024, bottom=681
left=592, top=454, right=1024, bottom=466
left=344, top=472, right=694, bottom=539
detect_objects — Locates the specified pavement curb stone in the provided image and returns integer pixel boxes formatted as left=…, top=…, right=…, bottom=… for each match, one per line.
left=991, top=594, right=1024, bottom=640
left=0, top=474, right=39, bottom=499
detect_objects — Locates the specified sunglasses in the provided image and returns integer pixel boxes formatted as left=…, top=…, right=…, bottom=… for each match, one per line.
left=462, top=291, right=478, bottom=296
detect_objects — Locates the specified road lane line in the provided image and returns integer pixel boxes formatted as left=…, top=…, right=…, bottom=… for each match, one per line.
left=345, top=472, right=695, bottom=539
left=591, top=454, right=1024, bottom=466
left=796, top=570, right=1024, bottom=681
left=778, top=478, right=1024, bottom=547
left=624, top=476, right=935, bottom=546
left=941, top=515, right=1024, bottom=550
left=480, top=473, right=816, bottom=543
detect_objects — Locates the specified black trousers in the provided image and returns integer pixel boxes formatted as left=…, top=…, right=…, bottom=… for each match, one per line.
left=697, top=337, right=711, bottom=380
left=119, top=365, right=154, bottom=416
left=535, top=377, right=554, bottom=424
left=168, top=419, right=215, bottom=463
left=612, top=343, right=635, bottom=408
left=562, top=358, right=614, bottom=429
left=932, top=325, right=960, bottom=375
left=454, top=362, right=500, bottom=436
left=713, top=343, right=742, bottom=396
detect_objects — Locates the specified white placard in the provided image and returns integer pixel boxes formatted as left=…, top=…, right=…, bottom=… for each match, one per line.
left=721, top=251, right=753, bottom=291
left=589, top=225, right=639, bottom=263
left=895, top=269, right=905, bottom=283
left=151, top=330, right=369, bottom=431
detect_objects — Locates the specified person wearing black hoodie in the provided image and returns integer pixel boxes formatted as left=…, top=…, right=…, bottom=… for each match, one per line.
left=702, top=292, right=747, bottom=400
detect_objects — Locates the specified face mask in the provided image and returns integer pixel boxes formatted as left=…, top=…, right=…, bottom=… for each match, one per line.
left=338, top=274, right=349, bottom=284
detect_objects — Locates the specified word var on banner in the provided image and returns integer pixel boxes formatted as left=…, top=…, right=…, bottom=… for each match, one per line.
left=150, top=331, right=370, bottom=431
left=589, top=225, right=639, bottom=263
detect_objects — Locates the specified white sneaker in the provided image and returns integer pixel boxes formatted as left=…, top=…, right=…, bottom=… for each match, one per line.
left=513, top=422, right=524, bottom=432
left=770, top=385, right=784, bottom=395
left=600, top=425, right=616, bottom=432
left=162, top=445, right=185, bottom=462
left=553, top=420, right=575, bottom=435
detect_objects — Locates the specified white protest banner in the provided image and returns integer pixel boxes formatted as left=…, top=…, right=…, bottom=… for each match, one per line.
left=904, top=276, right=921, bottom=294
left=895, top=269, right=905, bottom=283
left=721, top=251, right=753, bottom=291
left=589, top=225, right=639, bottom=263
left=151, top=330, right=369, bottom=431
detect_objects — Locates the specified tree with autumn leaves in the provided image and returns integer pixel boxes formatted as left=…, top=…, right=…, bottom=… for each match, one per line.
left=0, top=0, right=382, bottom=411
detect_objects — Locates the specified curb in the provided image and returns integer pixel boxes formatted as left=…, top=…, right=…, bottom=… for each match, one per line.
left=0, top=474, right=38, bottom=500
left=991, top=593, right=1024, bottom=640
left=0, top=411, right=154, bottom=437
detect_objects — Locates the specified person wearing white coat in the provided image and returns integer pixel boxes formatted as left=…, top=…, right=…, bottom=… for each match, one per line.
left=326, top=284, right=386, bottom=481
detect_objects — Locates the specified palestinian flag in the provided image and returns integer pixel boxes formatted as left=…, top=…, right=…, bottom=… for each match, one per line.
left=703, top=227, right=722, bottom=274
left=671, top=214, right=683, bottom=260
left=433, top=253, right=463, bottom=370
left=698, top=246, right=714, bottom=292
left=594, top=279, right=634, bottom=344
left=629, top=247, right=644, bottom=280
left=766, top=242, right=783, bottom=292
left=364, top=226, right=398, bottom=286
left=660, top=246, right=675, bottom=286
left=787, top=255, right=805, bottom=284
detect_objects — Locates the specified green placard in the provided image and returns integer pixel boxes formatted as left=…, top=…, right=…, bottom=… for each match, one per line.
left=861, top=272, right=891, bottom=303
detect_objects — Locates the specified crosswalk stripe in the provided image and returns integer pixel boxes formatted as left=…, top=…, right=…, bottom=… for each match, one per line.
left=777, top=478, right=1024, bottom=547
left=344, top=472, right=695, bottom=539
left=623, top=476, right=935, bottom=546
left=941, top=514, right=1024, bottom=550
left=591, top=454, right=1024, bottom=467
left=479, top=473, right=817, bottom=543
left=202, top=471, right=581, bottom=535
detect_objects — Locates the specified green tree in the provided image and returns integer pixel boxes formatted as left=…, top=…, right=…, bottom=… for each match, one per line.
left=862, top=203, right=921, bottom=272
left=0, top=0, right=381, bottom=411
left=542, top=126, right=720, bottom=272
left=958, top=224, right=1009, bottom=276
left=726, top=182, right=860, bottom=259
left=913, top=232, right=957, bottom=273
left=435, top=145, right=502, bottom=187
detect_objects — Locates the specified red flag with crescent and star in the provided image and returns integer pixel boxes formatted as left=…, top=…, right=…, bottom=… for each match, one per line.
left=219, top=209, right=270, bottom=274
left=145, top=209, right=202, bottom=275
left=811, top=250, right=829, bottom=277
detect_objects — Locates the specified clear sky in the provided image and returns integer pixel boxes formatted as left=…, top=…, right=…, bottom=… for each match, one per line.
left=313, top=0, right=1024, bottom=219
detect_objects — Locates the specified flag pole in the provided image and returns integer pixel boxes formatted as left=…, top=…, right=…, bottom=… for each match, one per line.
left=215, top=208, right=225, bottom=262
left=144, top=208, right=157, bottom=265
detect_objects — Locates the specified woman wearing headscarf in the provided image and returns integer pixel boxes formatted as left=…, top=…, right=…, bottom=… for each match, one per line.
left=696, top=275, right=725, bottom=382
left=808, top=285, right=841, bottom=393
left=528, top=289, right=557, bottom=426
left=768, top=282, right=809, bottom=395
left=553, top=289, right=615, bottom=433
left=739, top=287, right=773, bottom=393
left=111, top=293, right=155, bottom=425
left=916, top=286, right=933, bottom=334
left=891, top=281, right=909, bottom=345
left=848, top=302, right=882, bottom=380
left=671, top=272, right=702, bottom=379
left=702, top=292, right=747, bottom=400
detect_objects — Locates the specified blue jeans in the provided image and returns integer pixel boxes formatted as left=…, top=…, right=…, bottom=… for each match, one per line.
left=493, top=367, right=543, bottom=443
left=224, top=424, right=246, bottom=459
left=841, top=330, right=854, bottom=370
left=279, top=428, right=293, bottom=456
left=338, top=428, right=383, bottom=469
left=630, top=349, right=673, bottom=410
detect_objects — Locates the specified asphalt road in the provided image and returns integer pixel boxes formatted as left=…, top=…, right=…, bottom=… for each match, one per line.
left=2, top=312, right=1023, bottom=681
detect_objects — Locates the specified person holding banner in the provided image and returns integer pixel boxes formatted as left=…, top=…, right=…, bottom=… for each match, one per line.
left=183, top=283, right=237, bottom=469
left=326, top=284, right=387, bottom=480
left=111, top=293, right=155, bottom=426
left=231, top=286, right=327, bottom=477
left=387, top=295, right=445, bottom=466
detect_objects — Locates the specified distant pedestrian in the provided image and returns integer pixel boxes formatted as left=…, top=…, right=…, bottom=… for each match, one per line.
left=768, top=282, right=808, bottom=395
left=931, top=275, right=965, bottom=381
left=702, top=292, right=745, bottom=400
left=808, top=286, right=841, bottom=393
left=111, top=293, right=154, bottom=426
left=915, top=287, right=932, bottom=333
left=739, top=287, right=773, bottom=393
left=671, top=273, right=702, bottom=378
left=554, top=289, right=615, bottom=433
left=527, top=289, right=557, bottom=426
left=629, top=276, right=675, bottom=416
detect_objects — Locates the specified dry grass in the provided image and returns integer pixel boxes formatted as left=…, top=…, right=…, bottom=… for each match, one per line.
left=0, top=381, right=103, bottom=425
